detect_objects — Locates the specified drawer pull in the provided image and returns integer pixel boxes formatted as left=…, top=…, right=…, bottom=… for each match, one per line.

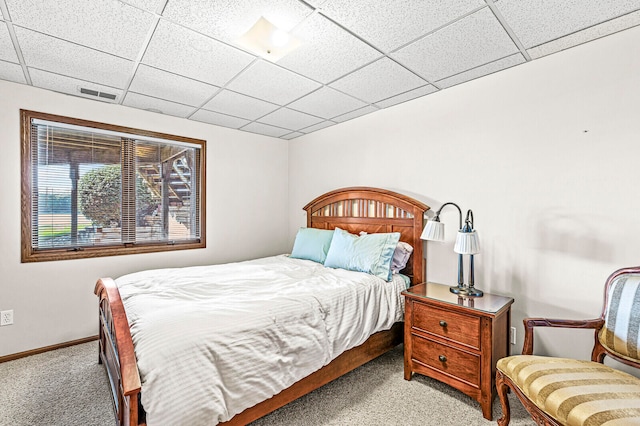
left=439, top=320, right=448, bottom=327
left=439, top=355, right=447, bottom=363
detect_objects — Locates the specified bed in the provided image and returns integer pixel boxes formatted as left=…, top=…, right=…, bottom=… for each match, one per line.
left=95, top=186, right=429, bottom=426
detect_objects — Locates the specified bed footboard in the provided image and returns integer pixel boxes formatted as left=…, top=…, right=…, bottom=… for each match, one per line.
left=95, top=278, right=143, bottom=426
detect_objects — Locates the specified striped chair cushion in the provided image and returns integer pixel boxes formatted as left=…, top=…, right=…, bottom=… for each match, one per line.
left=497, top=355, right=640, bottom=425
left=600, top=274, right=640, bottom=362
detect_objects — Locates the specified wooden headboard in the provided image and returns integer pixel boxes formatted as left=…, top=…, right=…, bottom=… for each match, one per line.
left=304, top=187, right=430, bottom=285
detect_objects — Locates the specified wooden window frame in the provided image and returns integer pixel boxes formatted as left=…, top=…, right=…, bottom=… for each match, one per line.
left=20, top=109, right=206, bottom=262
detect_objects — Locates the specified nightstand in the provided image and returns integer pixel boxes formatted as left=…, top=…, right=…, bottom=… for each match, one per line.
left=402, top=282, right=514, bottom=420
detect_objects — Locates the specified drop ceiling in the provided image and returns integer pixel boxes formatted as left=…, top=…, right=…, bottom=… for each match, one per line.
left=1, top=0, right=639, bottom=140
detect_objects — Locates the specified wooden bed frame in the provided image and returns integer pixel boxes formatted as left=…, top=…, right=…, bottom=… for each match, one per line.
left=95, top=186, right=429, bottom=426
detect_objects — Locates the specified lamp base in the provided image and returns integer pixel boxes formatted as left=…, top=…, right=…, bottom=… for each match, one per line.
left=449, top=285, right=466, bottom=294
left=464, top=286, right=484, bottom=297
left=450, top=285, right=484, bottom=297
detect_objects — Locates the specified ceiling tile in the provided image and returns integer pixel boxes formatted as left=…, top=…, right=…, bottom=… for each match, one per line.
left=142, top=20, right=255, bottom=87
left=28, top=68, right=123, bottom=102
left=496, top=0, right=640, bottom=49
left=527, top=10, right=640, bottom=59
left=258, top=108, right=323, bottom=130
left=375, top=85, right=438, bottom=109
left=277, top=13, right=382, bottom=84
left=202, top=89, right=279, bottom=121
left=0, top=22, right=18, bottom=63
left=332, top=105, right=379, bottom=123
left=329, top=57, right=427, bottom=103
left=0, top=59, right=25, bottom=84
left=281, top=131, right=304, bottom=140
left=162, top=0, right=312, bottom=45
left=122, top=92, right=195, bottom=118
left=15, top=27, right=132, bottom=89
left=129, top=64, right=219, bottom=107
left=226, top=60, right=321, bottom=105
left=5, top=0, right=154, bottom=60
left=121, top=0, right=163, bottom=13
left=190, top=109, right=251, bottom=129
left=299, top=120, right=337, bottom=133
left=305, top=1, right=328, bottom=7
left=241, top=122, right=291, bottom=138
left=392, top=7, right=518, bottom=82
left=288, top=86, right=367, bottom=119
left=319, top=0, right=485, bottom=52
left=436, top=53, right=525, bottom=89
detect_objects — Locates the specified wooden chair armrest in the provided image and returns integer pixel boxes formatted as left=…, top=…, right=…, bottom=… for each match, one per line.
left=522, top=317, right=604, bottom=355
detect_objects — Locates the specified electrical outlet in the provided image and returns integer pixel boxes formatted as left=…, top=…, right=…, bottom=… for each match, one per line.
left=0, top=310, right=13, bottom=326
left=510, top=326, right=516, bottom=345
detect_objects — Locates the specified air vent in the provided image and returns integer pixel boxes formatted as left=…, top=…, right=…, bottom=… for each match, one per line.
left=80, top=87, right=99, bottom=96
left=79, top=87, right=117, bottom=101
left=98, top=92, right=116, bottom=100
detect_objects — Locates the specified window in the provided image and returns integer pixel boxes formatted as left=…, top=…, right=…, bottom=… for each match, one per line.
left=21, top=110, right=206, bottom=262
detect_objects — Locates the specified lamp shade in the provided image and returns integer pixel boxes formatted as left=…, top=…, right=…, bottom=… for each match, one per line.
left=454, top=230, right=480, bottom=254
left=421, top=220, right=445, bottom=242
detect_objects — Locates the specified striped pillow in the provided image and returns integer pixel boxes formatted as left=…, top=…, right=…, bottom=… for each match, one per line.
left=599, top=274, right=640, bottom=362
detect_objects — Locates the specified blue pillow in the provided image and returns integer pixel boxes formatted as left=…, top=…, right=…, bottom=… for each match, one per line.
left=290, top=228, right=335, bottom=264
left=324, top=228, right=401, bottom=281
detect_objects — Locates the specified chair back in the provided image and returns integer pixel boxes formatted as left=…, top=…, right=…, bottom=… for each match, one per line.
left=598, top=268, right=640, bottom=365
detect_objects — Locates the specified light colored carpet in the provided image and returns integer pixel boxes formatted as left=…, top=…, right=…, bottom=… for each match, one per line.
left=0, top=341, right=113, bottom=426
left=0, top=341, right=535, bottom=426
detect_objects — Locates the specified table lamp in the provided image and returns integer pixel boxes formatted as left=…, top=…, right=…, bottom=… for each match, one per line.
left=421, top=202, right=483, bottom=296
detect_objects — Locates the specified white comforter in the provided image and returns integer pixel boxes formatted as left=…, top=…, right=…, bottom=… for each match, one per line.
left=116, top=255, right=406, bottom=426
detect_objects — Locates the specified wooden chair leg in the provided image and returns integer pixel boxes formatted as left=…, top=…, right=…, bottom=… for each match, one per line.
left=496, top=370, right=511, bottom=426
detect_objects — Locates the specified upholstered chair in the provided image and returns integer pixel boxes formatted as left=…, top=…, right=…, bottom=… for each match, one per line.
left=496, top=266, right=640, bottom=426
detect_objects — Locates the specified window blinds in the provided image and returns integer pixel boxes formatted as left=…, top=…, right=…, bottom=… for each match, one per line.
left=29, top=120, right=201, bottom=252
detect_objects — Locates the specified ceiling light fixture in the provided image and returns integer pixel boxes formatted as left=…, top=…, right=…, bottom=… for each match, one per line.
left=235, top=16, right=302, bottom=62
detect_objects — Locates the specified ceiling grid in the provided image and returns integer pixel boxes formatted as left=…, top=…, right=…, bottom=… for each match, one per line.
left=0, top=0, right=639, bottom=139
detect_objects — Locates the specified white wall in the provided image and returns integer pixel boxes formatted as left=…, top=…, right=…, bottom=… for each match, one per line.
left=0, top=81, right=290, bottom=357
left=289, top=26, right=640, bottom=363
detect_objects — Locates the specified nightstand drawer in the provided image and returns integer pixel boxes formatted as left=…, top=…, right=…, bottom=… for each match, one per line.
left=412, top=302, right=481, bottom=349
left=412, top=334, right=481, bottom=386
